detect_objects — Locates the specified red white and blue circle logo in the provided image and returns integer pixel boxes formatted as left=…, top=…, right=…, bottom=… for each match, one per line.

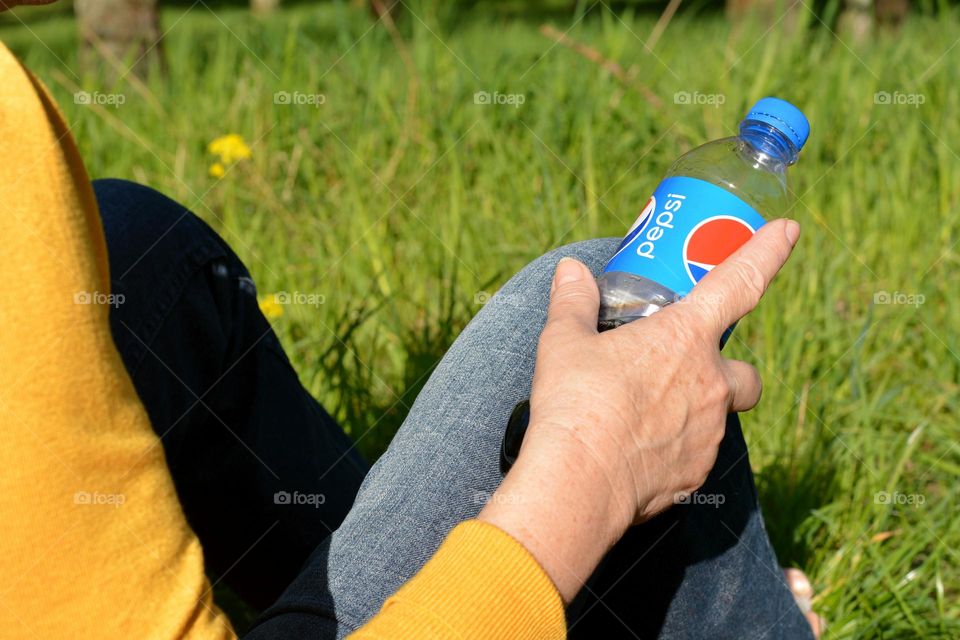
left=683, top=216, right=756, bottom=284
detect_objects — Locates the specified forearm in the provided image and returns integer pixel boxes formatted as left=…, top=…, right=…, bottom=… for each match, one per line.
left=477, top=429, right=630, bottom=604
left=350, top=520, right=566, bottom=639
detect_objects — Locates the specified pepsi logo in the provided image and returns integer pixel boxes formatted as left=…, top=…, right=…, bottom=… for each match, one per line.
left=609, top=196, right=656, bottom=260
left=628, top=196, right=657, bottom=235
left=683, top=216, right=756, bottom=284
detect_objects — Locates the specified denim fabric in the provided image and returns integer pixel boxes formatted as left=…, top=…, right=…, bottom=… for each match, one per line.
left=95, top=178, right=812, bottom=639
left=95, top=179, right=369, bottom=611
left=252, top=238, right=813, bottom=640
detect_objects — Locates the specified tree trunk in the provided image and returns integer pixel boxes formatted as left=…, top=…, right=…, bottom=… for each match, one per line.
left=837, top=0, right=873, bottom=42
left=875, top=0, right=908, bottom=29
left=725, top=0, right=800, bottom=31
left=351, top=0, right=401, bottom=20
left=75, top=0, right=161, bottom=80
left=251, top=0, right=280, bottom=14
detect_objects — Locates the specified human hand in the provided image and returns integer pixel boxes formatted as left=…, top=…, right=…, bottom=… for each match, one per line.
left=478, top=218, right=800, bottom=602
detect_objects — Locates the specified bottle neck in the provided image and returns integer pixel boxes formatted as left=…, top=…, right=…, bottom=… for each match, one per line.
left=738, top=119, right=799, bottom=169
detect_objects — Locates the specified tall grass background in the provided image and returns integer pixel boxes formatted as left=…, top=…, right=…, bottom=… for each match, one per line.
left=2, top=1, right=959, bottom=635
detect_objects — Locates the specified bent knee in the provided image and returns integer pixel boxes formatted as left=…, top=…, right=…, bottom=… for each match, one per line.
left=93, top=179, right=226, bottom=280
left=491, top=237, right=618, bottom=314
left=542, top=238, right=619, bottom=275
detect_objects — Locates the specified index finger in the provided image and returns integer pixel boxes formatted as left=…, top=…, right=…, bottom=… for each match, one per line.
left=679, top=218, right=800, bottom=337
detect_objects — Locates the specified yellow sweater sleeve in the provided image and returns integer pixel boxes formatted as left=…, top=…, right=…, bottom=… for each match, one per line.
left=351, top=520, right=566, bottom=639
left=0, top=42, right=565, bottom=640
left=0, top=42, right=234, bottom=639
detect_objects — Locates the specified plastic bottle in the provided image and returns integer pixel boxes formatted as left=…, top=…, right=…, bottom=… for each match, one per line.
left=500, top=97, right=810, bottom=474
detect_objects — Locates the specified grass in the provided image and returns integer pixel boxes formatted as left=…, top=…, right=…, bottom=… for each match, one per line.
left=3, top=1, right=959, bottom=636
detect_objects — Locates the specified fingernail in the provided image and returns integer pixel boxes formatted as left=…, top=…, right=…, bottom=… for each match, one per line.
left=554, top=257, right=585, bottom=286
left=784, top=568, right=813, bottom=599
left=794, top=596, right=812, bottom=615
left=784, top=219, right=801, bottom=247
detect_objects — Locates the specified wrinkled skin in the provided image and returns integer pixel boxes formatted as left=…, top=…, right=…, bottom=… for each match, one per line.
left=480, top=219, right=801, bottom=604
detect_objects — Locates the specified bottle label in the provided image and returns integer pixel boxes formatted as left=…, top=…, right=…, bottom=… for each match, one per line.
left=603, top=176, right=766, bottom=297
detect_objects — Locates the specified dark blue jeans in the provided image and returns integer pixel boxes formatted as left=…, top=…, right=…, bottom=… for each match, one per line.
left=96, top=178, right=812, bottom=639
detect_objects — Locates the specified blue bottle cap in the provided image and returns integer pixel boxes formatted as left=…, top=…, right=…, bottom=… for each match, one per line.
left=744, top=97, right=810, bottom=152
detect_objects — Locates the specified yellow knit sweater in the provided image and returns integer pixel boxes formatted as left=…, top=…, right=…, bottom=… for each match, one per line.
left=0, top=42, right=565, bottom=639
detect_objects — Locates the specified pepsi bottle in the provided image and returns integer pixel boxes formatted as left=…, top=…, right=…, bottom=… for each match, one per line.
left=501, top=97, right=810, bottom=474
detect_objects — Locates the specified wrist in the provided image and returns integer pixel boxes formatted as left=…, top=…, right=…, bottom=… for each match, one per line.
left=477, top=425, right=631, bottom=602
left=522, top=422, right=636, bottom=537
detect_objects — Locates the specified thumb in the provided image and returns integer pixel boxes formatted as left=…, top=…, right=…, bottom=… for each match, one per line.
left=545, top=257, right=600, bottom=336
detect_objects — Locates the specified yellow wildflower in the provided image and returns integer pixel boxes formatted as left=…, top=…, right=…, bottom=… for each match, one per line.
left=258, top=294, right=284, bottom=320
left=209, top=162, right=226, bottom=178
left=208, top=133, right=253, bottom=164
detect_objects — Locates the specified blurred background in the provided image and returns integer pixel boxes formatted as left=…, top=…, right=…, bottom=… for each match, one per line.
left=1, top=0, right=958, bottom=636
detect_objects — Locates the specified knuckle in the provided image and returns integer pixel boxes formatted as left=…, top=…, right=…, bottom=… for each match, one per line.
left=676, top=289, right=726, bottom=336
left=669, top=318, right=702, bottom=351
left=692, top=457, right=715, bottom=489
left=550, top=284, right=595, bottom=310
left=733, top=259, right=767, bottom=307
left=738, top=361, right=761, bottom=390
left=748, top=364, right=762, bottom=391
left=749, top=367, right=763, bottom=404
left=698, top=304, right=727, bottom=338
left=769, top=230, right=793, bottom=264
left=711, top=423, right=726, bottom=449
left=542, top=312, right=589, bottom=342
left=704, top=369, right=731, bottom=406
left=553, top=286, right=592, bottom=305
left=540, top=318, right=569, bottom=342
